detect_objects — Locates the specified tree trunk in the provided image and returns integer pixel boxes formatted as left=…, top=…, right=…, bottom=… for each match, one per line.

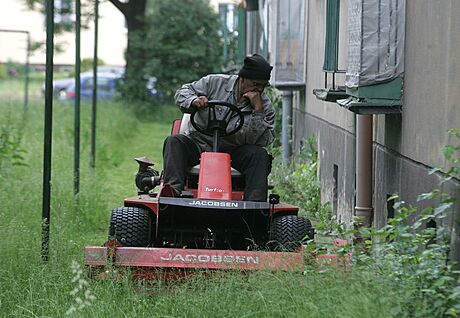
left=108, top=0, right=148, bottom=101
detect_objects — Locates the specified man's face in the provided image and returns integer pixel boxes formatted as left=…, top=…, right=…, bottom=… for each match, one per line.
left=241, top=78, right=269, bottom=93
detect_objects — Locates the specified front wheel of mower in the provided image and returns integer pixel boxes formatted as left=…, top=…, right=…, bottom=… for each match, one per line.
left=269, top=215, right=314, bottom=252
left=108, top=207, right=152, bottom=247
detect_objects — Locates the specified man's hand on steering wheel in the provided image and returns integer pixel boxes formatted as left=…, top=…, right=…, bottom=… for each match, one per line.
left=192, top=96, right=209, bottom=109
left=190, top=100, right=244, bottom=137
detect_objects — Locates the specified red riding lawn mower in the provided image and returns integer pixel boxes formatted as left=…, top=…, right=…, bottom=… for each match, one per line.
left=84, top=101, right=346, bottom=280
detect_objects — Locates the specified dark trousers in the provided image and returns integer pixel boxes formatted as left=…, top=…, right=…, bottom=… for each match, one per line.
left=163, top=134, right=270, bottom=201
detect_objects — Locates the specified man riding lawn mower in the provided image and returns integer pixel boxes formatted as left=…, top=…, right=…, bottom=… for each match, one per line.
left=84, top=55, right=317, bottom=278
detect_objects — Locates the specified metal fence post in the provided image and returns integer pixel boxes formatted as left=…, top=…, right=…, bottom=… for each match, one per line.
left=74, top=0, right=81, bottom=195
left=42, top=0, right=54, bottom=263
left=90, top=0, right=99, bottom=169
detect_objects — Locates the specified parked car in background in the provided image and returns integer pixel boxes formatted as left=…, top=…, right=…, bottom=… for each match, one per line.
left=42, top=66, right=159, bottom=101
left=47, top=76, right=76, bottom=100
left=42, top=66, right=124, bottom=100
left=64, top=72, right=122, bottom=100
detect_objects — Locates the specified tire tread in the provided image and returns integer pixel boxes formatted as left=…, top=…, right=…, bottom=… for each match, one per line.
left=108, top=207, right=152, bottom=247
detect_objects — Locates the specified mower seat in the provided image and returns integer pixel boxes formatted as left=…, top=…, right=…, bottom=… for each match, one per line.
left=179, top=113, right=243, bottom=177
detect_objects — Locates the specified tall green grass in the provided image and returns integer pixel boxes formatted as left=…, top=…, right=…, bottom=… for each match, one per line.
left=0, top=96, right=421, bottom=317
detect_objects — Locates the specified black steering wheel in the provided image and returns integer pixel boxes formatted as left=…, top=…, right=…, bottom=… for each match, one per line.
left=190, top=100, right=244, bottom=137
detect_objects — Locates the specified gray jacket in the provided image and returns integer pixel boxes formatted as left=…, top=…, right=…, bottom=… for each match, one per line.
left=174, top=74, right=275, bottom=153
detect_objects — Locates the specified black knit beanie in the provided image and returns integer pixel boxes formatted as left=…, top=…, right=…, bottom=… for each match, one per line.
left=238, top=54, right=273, bottom=80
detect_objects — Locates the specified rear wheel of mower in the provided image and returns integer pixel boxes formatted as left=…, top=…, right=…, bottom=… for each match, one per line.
left=108, top=207, right=152, bottom=247
left=269, top=215, right=314, bottom=252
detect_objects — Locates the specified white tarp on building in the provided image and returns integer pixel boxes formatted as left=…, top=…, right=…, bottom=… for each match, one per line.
left=346, top=0, right=405, bottom=87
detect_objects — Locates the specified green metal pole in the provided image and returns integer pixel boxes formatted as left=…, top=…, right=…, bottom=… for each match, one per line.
left=223, top=9, right=228, bottom=62
left=237, top=6, right=245, bottom=62
left=74, top=0, right=81, bottom=195
left=219, top=5, right=228, bottom=62
left=90, top=0, right=99, bottom=169
left=42, top=0, right=54, bottom=263
left=24, top=32, right=30, bottom=111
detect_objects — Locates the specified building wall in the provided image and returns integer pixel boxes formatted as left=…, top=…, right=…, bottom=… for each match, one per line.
left=395, top=0, right=460, bottom=169
left=0, top=0, right=127, bottom=66
left=291, top=0, right=355, bottom=225
left=374, top=0, right=460, bottom=229
left=301, top=0, right=352, bottom=133
left=289, top=0, right=460, bottom=233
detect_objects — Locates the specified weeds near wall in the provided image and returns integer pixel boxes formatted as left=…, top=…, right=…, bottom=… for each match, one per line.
left=269, top=136, right=336, bottom=235
left=439, top=128, right=460, bottom=180
left=354, top=194, right=458, bottom=317
left=353, top=128, right=460, bottom=317
left=271, top=127, right=460, bottom=316
left=269, top=137, right=319, bottom=215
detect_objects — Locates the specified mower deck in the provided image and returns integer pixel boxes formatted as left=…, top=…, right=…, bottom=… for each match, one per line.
left=84, top=246, right=303, bottom=271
